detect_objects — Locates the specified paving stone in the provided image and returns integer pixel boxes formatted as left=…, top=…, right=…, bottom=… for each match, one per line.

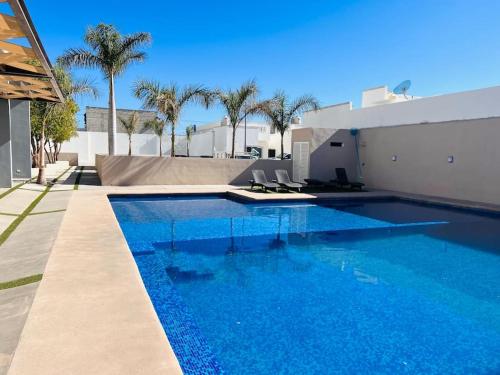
left=0, top=212, right=65, bottom=283
left=31, top=190, right=72, bottom=213
left=0, top=189, right=41, bottom=215
left=0, top=215, right=16, bottom=234
left=0, top=283, right=39, bottom=375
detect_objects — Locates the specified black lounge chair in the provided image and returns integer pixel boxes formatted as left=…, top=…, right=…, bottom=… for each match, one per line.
left=275, top=169, right=303, bottom=192
left=249, top=170, right=280, bottom=192
left=304, top=178, right=326, bottom=188
left=331, top=168, right=365, bottom=190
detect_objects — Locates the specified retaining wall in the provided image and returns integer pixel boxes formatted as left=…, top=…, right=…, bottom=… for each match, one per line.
left=96, top=155, right=292, bottom=186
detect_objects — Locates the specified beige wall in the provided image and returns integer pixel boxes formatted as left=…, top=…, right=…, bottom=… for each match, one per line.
left=359, top=117, right=500, bottom=205
left=57, top=152, right=79, bottom=166
left=292, top=128, right=359, bottom=181
left=96, top=155, right=292, bottom=186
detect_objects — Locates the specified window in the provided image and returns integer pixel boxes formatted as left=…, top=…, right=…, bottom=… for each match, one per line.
left=270, top=126, right=276, bottom=134
left=268, top=149, right=276, bottom=158
left=330, top=142, right=344, bottom=147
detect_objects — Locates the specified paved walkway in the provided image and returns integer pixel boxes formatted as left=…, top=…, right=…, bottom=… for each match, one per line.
left=0, top=165, right=99, bottom=375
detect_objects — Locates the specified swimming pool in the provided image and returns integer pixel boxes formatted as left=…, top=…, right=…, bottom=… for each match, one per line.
left=110, top=195, right=500, bottom=374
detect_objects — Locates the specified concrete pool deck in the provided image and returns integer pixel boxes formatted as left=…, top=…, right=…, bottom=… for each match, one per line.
left=0, top=165, right=76, bottom=375
left=6, top=183, right=500, bottom=374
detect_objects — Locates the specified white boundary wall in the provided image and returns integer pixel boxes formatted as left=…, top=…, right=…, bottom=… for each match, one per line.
left=61, top=131, right=182, bottom=166
left=61, top=126, right=291, bottom=165
left=303, top=85, right=500, bottom=129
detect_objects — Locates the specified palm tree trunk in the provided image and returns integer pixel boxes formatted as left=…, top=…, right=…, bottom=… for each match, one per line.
left=159, top=135, right=162, bottom=156
left=170, top=123, right=176, bottom=157
left=281, top=132, right=284, bottom=160
left=231, top=125, right=236, bottom=158
left=187, top=141, right=189, bottom=157
left=36, top=122, right=46, bottom=185
left=128, top=135, right=132, bottom=156
left=55, top=143, right=60, bottom=161
left=108, top=73, right=117, bottom=156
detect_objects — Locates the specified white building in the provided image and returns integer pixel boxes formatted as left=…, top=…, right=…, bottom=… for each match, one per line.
left=180, top=117, right=294, bottom=159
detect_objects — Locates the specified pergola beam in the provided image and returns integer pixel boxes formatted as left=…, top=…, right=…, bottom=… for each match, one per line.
left=0, top=0, right=63, bottom=102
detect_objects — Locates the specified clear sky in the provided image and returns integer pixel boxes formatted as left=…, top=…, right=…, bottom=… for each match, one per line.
left=26, top=0, right=500, bottom=132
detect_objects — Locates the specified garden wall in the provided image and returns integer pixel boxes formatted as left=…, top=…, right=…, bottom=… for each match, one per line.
left=359, top=116, right=500, bottom=205
left=95, top=155, right=292, bottom=186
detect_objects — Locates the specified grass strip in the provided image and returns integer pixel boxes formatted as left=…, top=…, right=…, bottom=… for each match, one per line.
left=0, top=167, right=71, bottom=247
left=0, top=178, right=33, bottom=200
left=29, top=209, right=66, bottom=216
left=0, top=274, right=43, bottom=290
left=74, top=166, right=84, bottom=190
left=0, top=212, right=19, bottom=217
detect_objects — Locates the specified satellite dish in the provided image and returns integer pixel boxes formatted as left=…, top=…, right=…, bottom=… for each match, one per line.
left=393, top=80, right=411, bottom=98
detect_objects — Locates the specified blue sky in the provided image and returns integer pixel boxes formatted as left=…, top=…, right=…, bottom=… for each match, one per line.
left=26, top=0, right=500, bottom=131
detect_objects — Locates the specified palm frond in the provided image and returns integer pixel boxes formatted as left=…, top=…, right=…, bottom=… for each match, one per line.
left=120, top=32, right=152, bottom=53
left=179, top=84, right=214, bottom=109
left=84, top=24, right=116, bottom=50
left=144, top=117, right=166, bottom=137
left=119, top=112, right=140, bottom=136
left=57, top=48, right=102, bottom=70
left=52, top=64, right=99, bottom=100
left=287, top=94, right=320, bottom=120
left=63, top=24, right=151, bottom=78
left=71, top=77, right=99, bottom=99
left=215, top=80, right=259, bottom=128
left=133, top=79, right=162, bottom=109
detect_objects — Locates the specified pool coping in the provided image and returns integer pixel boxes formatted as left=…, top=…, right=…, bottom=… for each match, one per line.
left=7, top=185, right=500, bottom=375
left=7, top=189, right=187, bottom=375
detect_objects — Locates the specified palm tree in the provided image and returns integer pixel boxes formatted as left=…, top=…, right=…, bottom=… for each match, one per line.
left=58, top=24, right=151, bottom=155
left=214, top=80, right=264, bottom=158
left=185, top=125, right=195, bottom=157
left=33, top=65, right=98, bottom=185
left=133, top=81, right=213, bottom=156
left=119, top=112, right=140, bottom=156
left=144, top=117, right=166, bottom=156
left=260, top=91, right=319, bottom=159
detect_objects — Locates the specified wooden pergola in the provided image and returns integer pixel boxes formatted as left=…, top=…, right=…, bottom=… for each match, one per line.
left=0, top=0, right=63, bottom=102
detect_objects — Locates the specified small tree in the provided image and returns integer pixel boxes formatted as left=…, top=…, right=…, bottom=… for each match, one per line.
left=45, top=99, right=79, bottom=163
left=133, top=81, right=213, bottom=156
left=214, top=80, right=264, bottom=158
left=185, top=125, right=194, bottom=157
left=119, top=112, right=140, bottom=156
left=59, top=24, right=151, bottom=156
left=144, top=117, right=166, bottom=156
left=31, top=66, right=97, bottom=184
left=260, top=91, right=319, bottom=159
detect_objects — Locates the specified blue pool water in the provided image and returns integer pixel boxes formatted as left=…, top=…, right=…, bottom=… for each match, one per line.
left=110, top=195, right=500, bottom=374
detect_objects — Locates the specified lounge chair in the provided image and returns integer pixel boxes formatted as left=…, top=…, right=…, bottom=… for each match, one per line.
left=331, top=168, right=365, bottom=190
left=304, top=178, right=326, bottom=188
left=275, top=169, right=303, bottom=192
left=249, top=170, right=280, bottom=192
